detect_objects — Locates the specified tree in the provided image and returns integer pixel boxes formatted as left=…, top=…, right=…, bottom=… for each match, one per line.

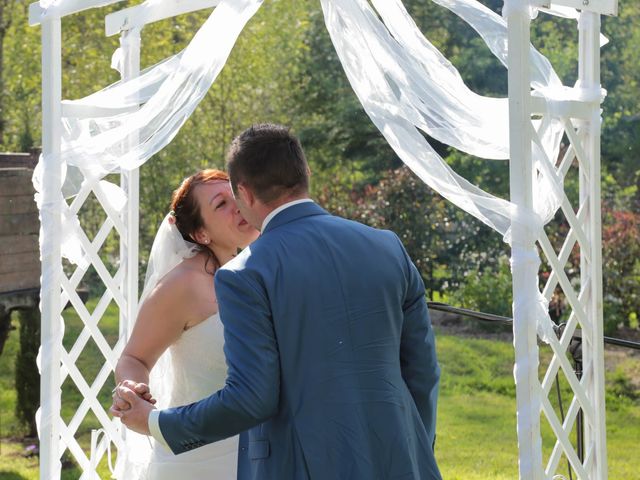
left=292, top=7, right=400, bottom=191
left=602, top=206, right=640, bottom=332
left=15, top=307, right=40, bottom=436
left=1, top=1, right=318, bottom=271
left=601, top=1, right=640, bottom=184
left=0, top=0, right=17, bottom=145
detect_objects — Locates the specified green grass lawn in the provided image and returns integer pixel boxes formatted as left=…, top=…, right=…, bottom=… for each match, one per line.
left=1, top=303, right=638, bottom=479
left=1, top=300, right=118, bottom=480
left=435, top=334, right=640, bottom=479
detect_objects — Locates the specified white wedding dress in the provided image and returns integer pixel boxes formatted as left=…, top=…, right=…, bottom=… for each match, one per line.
left=147, top=313, right=238, bottom=479
left=116, top=312, right=238, bottom=480
left=116, top=216, right=238, bottom=479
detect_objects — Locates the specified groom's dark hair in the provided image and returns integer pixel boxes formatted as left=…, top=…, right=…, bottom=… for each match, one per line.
left=226, top=123, right=309, bottom=204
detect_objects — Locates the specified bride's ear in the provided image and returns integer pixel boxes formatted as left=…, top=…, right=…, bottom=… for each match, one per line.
left=191, top=228, right=210, bottom=246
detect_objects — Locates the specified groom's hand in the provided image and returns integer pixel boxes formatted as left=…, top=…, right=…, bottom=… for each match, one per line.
left=111, top=380, right=157, bottom=413
left=110, top=384, right=156, bottom=436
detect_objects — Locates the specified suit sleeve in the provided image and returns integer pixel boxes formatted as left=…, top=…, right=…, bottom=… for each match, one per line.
left=157, top=267, right=280, bottom=454
left=395, top=235, right=440, bottom=449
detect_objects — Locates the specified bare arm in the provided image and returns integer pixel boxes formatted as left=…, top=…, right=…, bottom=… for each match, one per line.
left=114, top=269, right=206, bottom=405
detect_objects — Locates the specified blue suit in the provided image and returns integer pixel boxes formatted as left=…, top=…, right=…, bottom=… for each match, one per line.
left=158, top=202, right=441, bottom=479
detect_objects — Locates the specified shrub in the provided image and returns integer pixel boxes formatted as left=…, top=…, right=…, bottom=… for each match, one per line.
left=15, top=307, right=40, bottom=437
left=448, top=255, right=513, bottom=331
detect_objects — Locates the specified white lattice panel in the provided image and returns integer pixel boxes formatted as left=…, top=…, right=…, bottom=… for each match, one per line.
left=57, top=169, right=129, bottom=477
left=536, top=113, right=606, bottom=479
left=507, top=3, right=609, bottom=478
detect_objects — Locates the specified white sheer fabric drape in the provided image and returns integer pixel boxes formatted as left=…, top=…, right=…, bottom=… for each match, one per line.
left=33, top=0, right=264, bottom=264
left=320, top=0, right=567, bottom=238
left=41, top=0, right=264, bottom=197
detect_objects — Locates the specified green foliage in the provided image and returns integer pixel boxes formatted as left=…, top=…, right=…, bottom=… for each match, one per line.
left=602, top=206, right=640, bottom=332
left=292, top=7, right=399, bottom=188
left=531, top=14, right=578, bottom=85
left=606, top=366, right=640, bottom=410
left=601, top=1, right=640, bottom=183
left=408, top=0, right=507, bottom=98
left=444, top=149, right=510, bottom=200
left=448, top=254, right=513, bottom=323
left=14, top=308, right=39, bottom=437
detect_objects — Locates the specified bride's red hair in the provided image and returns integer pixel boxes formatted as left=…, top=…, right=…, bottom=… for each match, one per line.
left=170, top=169, right=229, bottom=273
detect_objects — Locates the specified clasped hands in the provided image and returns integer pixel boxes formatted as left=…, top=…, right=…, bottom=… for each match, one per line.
left=110, top=380, right=157, bottom=436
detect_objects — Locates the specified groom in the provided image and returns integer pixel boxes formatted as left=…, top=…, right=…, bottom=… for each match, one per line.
left=115, top=124, right=441, bottom=479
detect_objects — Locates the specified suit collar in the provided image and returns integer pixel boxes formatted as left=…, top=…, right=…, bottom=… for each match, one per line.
left=261, top=201, right=329, bottom=234
left=261, top=199, right=314, bottom=231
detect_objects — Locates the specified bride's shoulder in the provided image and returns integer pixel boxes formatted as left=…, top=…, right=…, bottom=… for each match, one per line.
left=159, top=256, right=210, bottom=292
left=137, top=254, right=215, bottom=329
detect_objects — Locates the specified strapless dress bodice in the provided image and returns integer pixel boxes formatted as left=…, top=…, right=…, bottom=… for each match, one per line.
left=167, top=313, right=229, bottom=407
left=147, top=312, right=238, bottom=480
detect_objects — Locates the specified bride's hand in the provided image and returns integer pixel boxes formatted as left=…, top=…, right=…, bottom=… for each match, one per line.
left=112, top=380, right=157, bottom=413
left=131, top=381, right=157, bottom=405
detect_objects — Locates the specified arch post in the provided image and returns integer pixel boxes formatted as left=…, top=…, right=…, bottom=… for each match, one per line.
left=39, top=15, right=63, bottom=480
left=505, top=1, right=545, bottom=478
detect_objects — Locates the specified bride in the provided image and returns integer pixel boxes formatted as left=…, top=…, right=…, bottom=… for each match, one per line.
left=111, top=169, right=259, bottom=479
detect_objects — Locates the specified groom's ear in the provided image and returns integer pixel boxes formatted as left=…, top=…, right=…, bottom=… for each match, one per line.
left=237, top=183, right=255, bottom=208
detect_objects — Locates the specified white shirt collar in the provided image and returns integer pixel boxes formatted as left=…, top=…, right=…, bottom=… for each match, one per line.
left=261, top=198, right=314, bottom=232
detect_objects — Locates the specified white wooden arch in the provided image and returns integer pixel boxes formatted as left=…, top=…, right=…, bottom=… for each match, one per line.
left=29, top=0, right=617, bottom=478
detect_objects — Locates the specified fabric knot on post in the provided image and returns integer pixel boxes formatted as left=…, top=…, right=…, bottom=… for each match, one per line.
left=502, top=0, right=539, bottom=20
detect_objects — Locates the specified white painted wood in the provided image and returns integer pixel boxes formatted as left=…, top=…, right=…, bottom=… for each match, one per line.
left=578, top=10, right=608, bottom=479
left=29, top=0, right=126, bottom=25
left=119, top=27, right=141, bottom=344
left=548, top=0, right=617, bottom=16
left=505, top=2, right=610, bottom=477
left=105, top=0, right=220, bottom=36
left=39, top=16, right=63, bottom=480
left=541, top=396, right=590, bottom=478
left=546, top=395, right=583, bottom=474
left=505, top=1, right=545, bottom=477
left=530, top=96, right=593, bottom=120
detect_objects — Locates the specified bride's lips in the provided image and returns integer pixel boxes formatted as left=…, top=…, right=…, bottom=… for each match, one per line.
left=238, top=219, right=248, bottom=227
